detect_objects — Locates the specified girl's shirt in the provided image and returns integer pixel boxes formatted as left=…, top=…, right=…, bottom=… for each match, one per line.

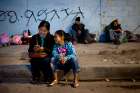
left=52, top=42, right=76, bottom=61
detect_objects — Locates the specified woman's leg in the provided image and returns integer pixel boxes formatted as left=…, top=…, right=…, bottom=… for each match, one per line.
left=109, top=30, right=116, bottom=41
left=41, top=58, right=53, bottom=82
left=30, top=59, right=41, bottom=82
left=70, top=29, right=78, bottom=43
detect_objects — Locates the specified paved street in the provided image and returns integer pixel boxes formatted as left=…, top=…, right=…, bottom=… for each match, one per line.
left=1, top=81, right=140, bottom=93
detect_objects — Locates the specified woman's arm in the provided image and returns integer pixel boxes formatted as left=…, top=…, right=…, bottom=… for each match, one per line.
left=28, top=35, right=36, bottom=53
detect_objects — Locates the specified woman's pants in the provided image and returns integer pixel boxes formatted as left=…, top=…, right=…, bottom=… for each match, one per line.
left=30, top=58, right=53, bottom=81
left=110, top=30, right=122, bottom=42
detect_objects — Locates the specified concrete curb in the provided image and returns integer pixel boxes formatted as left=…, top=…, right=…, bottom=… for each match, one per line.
left=0, top=64, right=140, bottom=82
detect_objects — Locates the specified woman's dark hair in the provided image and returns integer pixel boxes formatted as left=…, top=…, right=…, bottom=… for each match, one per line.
left=110, top=19, right=119, bottom=26
left=55, top=30, right=72, bottom=42
left=38, top=20, right=50, bottom=31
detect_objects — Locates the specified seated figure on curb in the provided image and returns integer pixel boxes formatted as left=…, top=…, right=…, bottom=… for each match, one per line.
left=105, top=19, right=123, bottom=44
left=28, top=20, right=55, bottom=83
left=49, top=30, right=80, bottom=88
left=70, top=17, right=96, bottom=44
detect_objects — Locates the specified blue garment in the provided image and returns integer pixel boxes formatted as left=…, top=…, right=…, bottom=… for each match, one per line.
left=40, top=36, right=45, bottom=47
left=99, top=32, right=107, bottom=42
left=51, top=42, right=80, bottom=73
left=52, top=42, right=76, bottom=61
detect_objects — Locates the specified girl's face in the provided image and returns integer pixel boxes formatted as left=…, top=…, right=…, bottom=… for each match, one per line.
left=54, top=33, right=64, bottom=44
left=39, top=26, right=48, bottom=37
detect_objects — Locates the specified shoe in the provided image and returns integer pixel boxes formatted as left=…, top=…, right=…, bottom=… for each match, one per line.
left=30, top=80, right=39, bottom=84
left=49, top=80, right=58, bottom=86
left=73, top=81, right=79, bottom=88
left=30, top=77, right=40, bottom=84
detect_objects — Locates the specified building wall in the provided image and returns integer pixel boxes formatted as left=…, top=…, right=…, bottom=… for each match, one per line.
left=0, top=0, right=140, bottom=36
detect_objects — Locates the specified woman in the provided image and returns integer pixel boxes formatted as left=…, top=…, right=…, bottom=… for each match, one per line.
left=50, top=30, right=80, bottom=88
left=107, top=19, right=122, bottom=44
left=103, top=19, right=122, bottom=44
left=28, top=20, right=54, bottom=83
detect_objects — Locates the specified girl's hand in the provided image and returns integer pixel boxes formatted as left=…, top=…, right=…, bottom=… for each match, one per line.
left=60, top=55, right=65, bottom=64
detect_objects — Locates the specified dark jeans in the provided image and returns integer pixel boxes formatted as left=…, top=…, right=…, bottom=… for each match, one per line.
left=51, top=56, right=80, bottom=74
left=30, top=58, right=53, bottom=81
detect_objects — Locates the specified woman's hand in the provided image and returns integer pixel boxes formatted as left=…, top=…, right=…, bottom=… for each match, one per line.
left=33, top=45, right=41, bottom=52
left=115, top=29, right=122, bottom=32
left=78, top=30, right=81, bottom=34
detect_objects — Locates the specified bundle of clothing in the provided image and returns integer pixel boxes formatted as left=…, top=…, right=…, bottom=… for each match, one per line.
left=0, top=33, right=10, bottom=46
left=10, top=34, right=22, bottom=45
left=21, top=30, right=32, bottom=45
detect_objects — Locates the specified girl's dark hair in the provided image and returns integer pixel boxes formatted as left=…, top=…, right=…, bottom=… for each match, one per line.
left=38, top=20, right=50, bottom=31
left=55, top=30, right=72, bottom=42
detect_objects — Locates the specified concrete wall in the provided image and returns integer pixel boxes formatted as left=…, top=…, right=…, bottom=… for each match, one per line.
left=0, top=0, right=140, bottom=36
left=101, top=0, right=140, bottom=34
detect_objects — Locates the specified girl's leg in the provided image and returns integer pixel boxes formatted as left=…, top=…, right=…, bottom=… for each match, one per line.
left=49, top=58, right=59, bottom=86
left=67, top=56, right=80, bottom=87
left=49, top=72, right=58, bottom=86
left=73, top=73, right=79, bottom=88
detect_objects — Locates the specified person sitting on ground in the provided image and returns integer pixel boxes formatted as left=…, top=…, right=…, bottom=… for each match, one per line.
left=50, top=30, right=80, bottom=88
left=105, top=19, right=122, bottom=44
left=70, top=17, right=96, bottom=44
left=28, top=20, right=55, bottom=83
left=21, top=30, right=32, bottom=45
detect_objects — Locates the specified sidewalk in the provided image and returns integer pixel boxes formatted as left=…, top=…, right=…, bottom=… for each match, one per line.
left=0, top=43, right=140, bottom=82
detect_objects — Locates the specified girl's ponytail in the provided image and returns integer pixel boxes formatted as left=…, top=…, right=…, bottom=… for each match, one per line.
left=55, top=30, right=72, bottom=42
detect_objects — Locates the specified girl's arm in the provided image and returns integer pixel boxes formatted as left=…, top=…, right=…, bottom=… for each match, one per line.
left=65, top=42, right=76, bottom=61
left=52, top=44, right=60, bottom=59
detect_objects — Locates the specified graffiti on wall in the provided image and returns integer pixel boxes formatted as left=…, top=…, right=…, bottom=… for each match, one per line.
left=0, top=7, right=84, bottom=26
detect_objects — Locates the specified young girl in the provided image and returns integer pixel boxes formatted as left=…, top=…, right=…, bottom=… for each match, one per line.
left=50, top=30, right=80, bottom=88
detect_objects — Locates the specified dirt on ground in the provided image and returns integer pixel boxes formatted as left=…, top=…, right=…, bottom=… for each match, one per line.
left=76, top=43, right=140, bottom=65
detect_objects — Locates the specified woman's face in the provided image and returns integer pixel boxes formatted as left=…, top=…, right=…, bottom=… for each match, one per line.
left=114, top=22, right=118, bottom=26
left=54, top=33, right=64, bottom=44
left=39, top=26, right=48, bottom=37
